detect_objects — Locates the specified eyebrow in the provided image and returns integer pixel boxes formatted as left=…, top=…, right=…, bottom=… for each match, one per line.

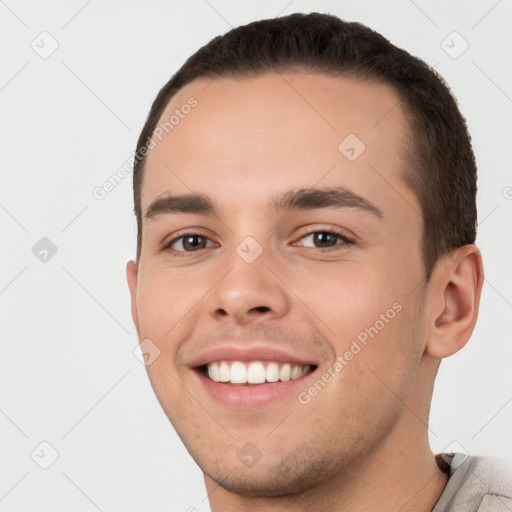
left=144, top=186, right=384, bottom=221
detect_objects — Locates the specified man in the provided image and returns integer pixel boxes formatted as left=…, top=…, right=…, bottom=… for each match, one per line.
left=126, top=12, right=512, bottom=511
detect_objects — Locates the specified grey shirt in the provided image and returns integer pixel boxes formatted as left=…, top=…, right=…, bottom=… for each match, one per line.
left=432, top=453, right=512, bottom=512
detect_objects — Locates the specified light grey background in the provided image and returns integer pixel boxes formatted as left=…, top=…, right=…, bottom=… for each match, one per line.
left=1, top=0, right=511, bottom=510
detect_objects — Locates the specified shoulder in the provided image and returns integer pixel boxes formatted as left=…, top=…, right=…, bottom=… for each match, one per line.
left=432, top=453, right=512, bottom=512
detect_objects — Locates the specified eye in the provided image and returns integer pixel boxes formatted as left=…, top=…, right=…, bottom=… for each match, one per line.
left=295, top=229, right=354, bottom=250
left=163, top=233, right=215, bottom=254
left=161, top=228, right=354, bottom=256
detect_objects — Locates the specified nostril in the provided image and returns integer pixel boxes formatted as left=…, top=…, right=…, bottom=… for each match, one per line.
left=253, top=306, right=270, bottom=313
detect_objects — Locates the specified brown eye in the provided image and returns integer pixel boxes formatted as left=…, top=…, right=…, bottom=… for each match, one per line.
left=297, top=230, right=353, bottom=249
left=164, top=234, right=212, bottom=253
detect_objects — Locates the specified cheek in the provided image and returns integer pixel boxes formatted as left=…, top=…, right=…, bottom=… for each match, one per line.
left=135, top=267, right=200, bottom=343
left=284, top=261, right=400, bottom=340
left=134, top=270, right=197, bottom=404
left=289, top=262, right=421, bottom=386
left=335, top=298, right=423, bottom=415
left=135, top=270, right=196, bottom=421
left=295, top=302, right=422, bottom=441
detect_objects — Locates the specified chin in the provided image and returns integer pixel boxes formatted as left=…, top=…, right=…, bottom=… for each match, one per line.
left=199, top=443, right=344, bottom=499
left=206, top=468, right=315, bottom=499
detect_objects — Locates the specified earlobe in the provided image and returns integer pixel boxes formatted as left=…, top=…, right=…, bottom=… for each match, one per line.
left=126, top=260, right=141, bottom=341
left=426, top=245, right=484, bottom=359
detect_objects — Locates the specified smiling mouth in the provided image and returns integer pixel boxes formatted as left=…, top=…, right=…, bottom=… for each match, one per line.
left=197, top=360, right=317, bottom=385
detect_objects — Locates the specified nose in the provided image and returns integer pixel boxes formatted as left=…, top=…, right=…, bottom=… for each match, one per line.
left=206, top=244, right=290, bottom=326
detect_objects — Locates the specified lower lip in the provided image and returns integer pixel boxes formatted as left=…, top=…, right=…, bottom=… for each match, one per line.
left=194, top=369, right=316, bottom=408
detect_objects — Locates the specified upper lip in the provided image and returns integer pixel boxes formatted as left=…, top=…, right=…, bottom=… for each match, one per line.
left=188, top=344, right=319, bottom=368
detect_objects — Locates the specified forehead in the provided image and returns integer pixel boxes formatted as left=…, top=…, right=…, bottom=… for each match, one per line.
left=141, top=72, right=419, bottom=222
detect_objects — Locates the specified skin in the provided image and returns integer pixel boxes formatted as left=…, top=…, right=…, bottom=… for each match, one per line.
left=126, top=72, right=484, bottom=511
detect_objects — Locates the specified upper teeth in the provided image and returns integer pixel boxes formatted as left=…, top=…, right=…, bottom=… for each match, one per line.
left=207, top=361, right=311, bottom=384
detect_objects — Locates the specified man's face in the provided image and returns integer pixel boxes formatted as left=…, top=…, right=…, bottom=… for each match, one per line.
left=127, top=72, right=432, bottom=496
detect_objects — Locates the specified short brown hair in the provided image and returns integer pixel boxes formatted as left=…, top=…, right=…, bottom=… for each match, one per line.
left=132, top=12, right=477, bottom=278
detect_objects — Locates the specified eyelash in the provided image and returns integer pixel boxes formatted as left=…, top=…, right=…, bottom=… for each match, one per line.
left=161, top=228, right=354, bottom=257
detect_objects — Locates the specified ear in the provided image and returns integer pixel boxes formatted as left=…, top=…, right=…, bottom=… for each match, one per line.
left=126, top=260, right=141, bottom=342
left=425, top=245, right=484, bottom=359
